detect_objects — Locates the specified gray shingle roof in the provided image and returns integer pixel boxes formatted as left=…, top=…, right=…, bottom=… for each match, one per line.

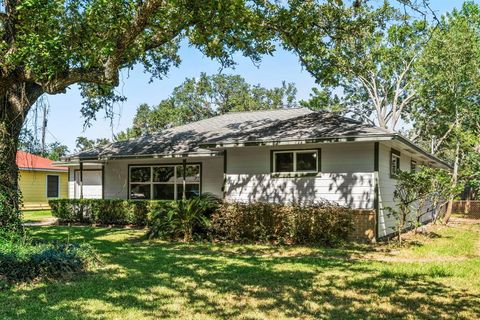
left=67, top=108, right=395, bottom=160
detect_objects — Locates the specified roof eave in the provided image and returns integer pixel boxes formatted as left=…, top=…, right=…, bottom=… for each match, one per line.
left=199, top=134, right=395, bottom=149
left=392, top=134, right=453, bottom=170
left=59, top=150, right=223, bottom=163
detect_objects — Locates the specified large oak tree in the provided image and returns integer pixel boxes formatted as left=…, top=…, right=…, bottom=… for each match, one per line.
left=0, top=0, right=428, bottom=231
left=0, top=0, right=276, bottom=230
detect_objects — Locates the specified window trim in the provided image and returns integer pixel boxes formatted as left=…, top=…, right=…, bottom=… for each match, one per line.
left=271, top=149, right=320, bottom=174
left=410, top=159, right=417, bottom=173
left=46, top=174, right=60, bottom=198
left=128, top=163, right=202, bottom=200
left=390, top=149, right=401, bottom=178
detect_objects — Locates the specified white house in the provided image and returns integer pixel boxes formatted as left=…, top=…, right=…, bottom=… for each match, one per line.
left=57, top=108, right=450, bottom=240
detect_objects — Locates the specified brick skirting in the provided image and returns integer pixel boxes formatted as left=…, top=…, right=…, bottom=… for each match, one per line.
left=349, top=209, right=376, bottom=243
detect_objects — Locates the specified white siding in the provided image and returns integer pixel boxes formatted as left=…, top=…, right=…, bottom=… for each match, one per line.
left=225, top=142, right=375, bottom=208
left=74, top=170, right=102, bottom=199
left=68, top=165, right=103, bottom=199
left=225, top=173, right=374, bottom=208
left=68, top=168, right=75, bottom=199
left=103, top=157, right=224, bottom=199
left=376, top=143, right=435, bottom=238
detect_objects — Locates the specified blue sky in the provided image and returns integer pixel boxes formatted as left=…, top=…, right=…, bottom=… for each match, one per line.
left=41, top=0, right=466, bottom=151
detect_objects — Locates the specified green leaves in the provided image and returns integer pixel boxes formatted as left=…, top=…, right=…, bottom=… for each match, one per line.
left=278, top=0, right=425, bottom=129
left=412, top=2, right=480, bottom=194
left=115, top=73, right=298, bottom=139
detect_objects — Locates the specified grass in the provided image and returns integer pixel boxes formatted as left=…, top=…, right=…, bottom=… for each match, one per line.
left=1, top=222, right=480, bottom=319
left=21, top=210, right=53, bottom=223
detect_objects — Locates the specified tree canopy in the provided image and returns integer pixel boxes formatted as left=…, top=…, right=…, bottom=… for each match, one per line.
left=115, top=73, right=297, bottom=140
left=279, top=1, right=428, bottom=130
left=412, top=1, right=480, bottom=209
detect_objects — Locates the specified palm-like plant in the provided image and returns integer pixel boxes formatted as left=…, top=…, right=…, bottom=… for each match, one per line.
left=175, top=193, right=219, bottom=241
left=147, top=193, right=219, bottom=241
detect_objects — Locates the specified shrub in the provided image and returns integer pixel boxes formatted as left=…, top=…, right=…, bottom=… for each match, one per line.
left=49, top=199, right=175, bottom=226
left=210, top=202, right=354, bottom=245
left=147, top=194, right=219, bottom=241
left=0, top=234, right=98, bottom=285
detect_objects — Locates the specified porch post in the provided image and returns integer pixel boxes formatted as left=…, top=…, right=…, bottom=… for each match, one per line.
left=79, top=161, right=84, bottom=199
left=182, top=159, right=187, bottom=200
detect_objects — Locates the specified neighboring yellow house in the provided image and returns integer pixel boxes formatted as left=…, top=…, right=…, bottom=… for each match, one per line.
left=17, top=151, right=68, bottom=210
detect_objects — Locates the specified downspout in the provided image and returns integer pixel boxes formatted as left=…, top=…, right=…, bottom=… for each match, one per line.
left=223, top=150, right=227, bottom=200
left=79, top=161, right=84, bottom=199
left=182, top=159, right=187, bottom=200
left=101, top=163, right=105, bottom=200
left=374, top=142, right=380, bottom=242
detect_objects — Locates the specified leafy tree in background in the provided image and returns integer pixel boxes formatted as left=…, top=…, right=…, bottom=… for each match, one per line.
left=412, top=2, right=480, bottom=221
left=115, top=73, right=297, bottom=139
left=18, top=128, right=70, bottom=160
left=75, top=136, right=110, bottom=152
left=278, top=1, right=429, bottom=130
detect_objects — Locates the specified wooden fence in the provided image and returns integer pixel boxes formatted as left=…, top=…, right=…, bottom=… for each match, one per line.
left=452, top=201, right=480, bottom=217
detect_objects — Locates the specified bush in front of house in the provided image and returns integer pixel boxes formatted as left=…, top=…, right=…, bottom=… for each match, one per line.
left=49, top=199, right=176, bottom=226
left=146, top=193, right=219, bottom=241
left=209, top=202, right=354, bottom=245
left=50, top=198, right=354, bottom=245
left=0, top=230, right=98, bottom=286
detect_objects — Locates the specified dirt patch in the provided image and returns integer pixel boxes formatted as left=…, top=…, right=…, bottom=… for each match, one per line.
left=23, top=217, right=58, bottom=227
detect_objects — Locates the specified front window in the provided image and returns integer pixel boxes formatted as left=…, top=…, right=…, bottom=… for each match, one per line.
left=390, top=149, right=401, bottom=177
left=273, top=150, right=319, bottom=173
left=129, top=164, right=201, bottom=200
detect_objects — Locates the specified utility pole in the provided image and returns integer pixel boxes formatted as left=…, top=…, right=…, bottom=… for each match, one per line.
left=41, top=104, right=48, bottom=156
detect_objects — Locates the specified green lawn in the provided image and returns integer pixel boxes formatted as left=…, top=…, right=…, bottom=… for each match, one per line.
left=2, top=222, right=480, bottom=319
left=21, top=210, right=53, bottom=223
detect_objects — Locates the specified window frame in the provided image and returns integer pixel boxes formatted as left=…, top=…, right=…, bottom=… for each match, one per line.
left=46, top=174, right=60, bottom=198
left=390, top=149, right=401, bottom=178
left=271, top=149, right=320, bottom=174
left=128, top=163, right=202, bottom=200
left=410, top=159, right=417, bottom=173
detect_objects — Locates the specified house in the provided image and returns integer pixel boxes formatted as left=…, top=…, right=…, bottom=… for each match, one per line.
left=57, top=108, right=450, bottom=240
left=17, top=151, right=68, bottom=210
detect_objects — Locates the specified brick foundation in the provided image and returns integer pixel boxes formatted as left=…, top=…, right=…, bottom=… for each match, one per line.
left=349, top=209, right=376, bottom=243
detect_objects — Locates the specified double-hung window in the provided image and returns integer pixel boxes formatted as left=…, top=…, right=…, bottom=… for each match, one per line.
left=272, top=150, right=319, bottom=173
left=129, top=164, right=201, bottom=200
left=390, top=149, right=401, bottom=178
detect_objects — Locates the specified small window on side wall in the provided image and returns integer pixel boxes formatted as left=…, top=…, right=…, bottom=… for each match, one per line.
left=46, top=175, right=59, bottom=198
left=273, top=150, right=319, bottom=173
left=390, top=149, right=401, bottom=178
left=411, top=160, right=417, bottom=173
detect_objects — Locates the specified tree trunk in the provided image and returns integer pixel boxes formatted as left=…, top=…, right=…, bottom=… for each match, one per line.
left=0, top=83, right=43, bottom=232
left=444, top=140, right=460, bottom=224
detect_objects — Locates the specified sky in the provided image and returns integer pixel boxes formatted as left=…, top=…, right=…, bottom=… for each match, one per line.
left=38, top=0, right=467, bottom=151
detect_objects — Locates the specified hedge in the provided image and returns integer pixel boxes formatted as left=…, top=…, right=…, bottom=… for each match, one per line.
left=209, top=202, right=355, bottom=245
left=0, top=237, right=98, bottom=286
left=50, top=199, right=355, bottom=244
left=49, top=199, right=176, bottom=226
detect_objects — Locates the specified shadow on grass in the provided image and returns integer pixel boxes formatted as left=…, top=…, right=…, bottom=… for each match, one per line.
left=2, top=226, right=480, bottom=319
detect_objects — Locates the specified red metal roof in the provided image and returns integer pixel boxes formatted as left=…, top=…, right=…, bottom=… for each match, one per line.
left=16, top=151, right=68, bottom=172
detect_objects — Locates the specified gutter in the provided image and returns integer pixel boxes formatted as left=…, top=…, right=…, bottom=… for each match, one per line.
left=57, top=150, right=224, bottom=164
left=56, top=133, right=451, bottom=170
left=201, top=134, right=452, bottom=170
left=19, top=167, right=68, bottom=173
left=392, top=134, right=452, bottom=170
